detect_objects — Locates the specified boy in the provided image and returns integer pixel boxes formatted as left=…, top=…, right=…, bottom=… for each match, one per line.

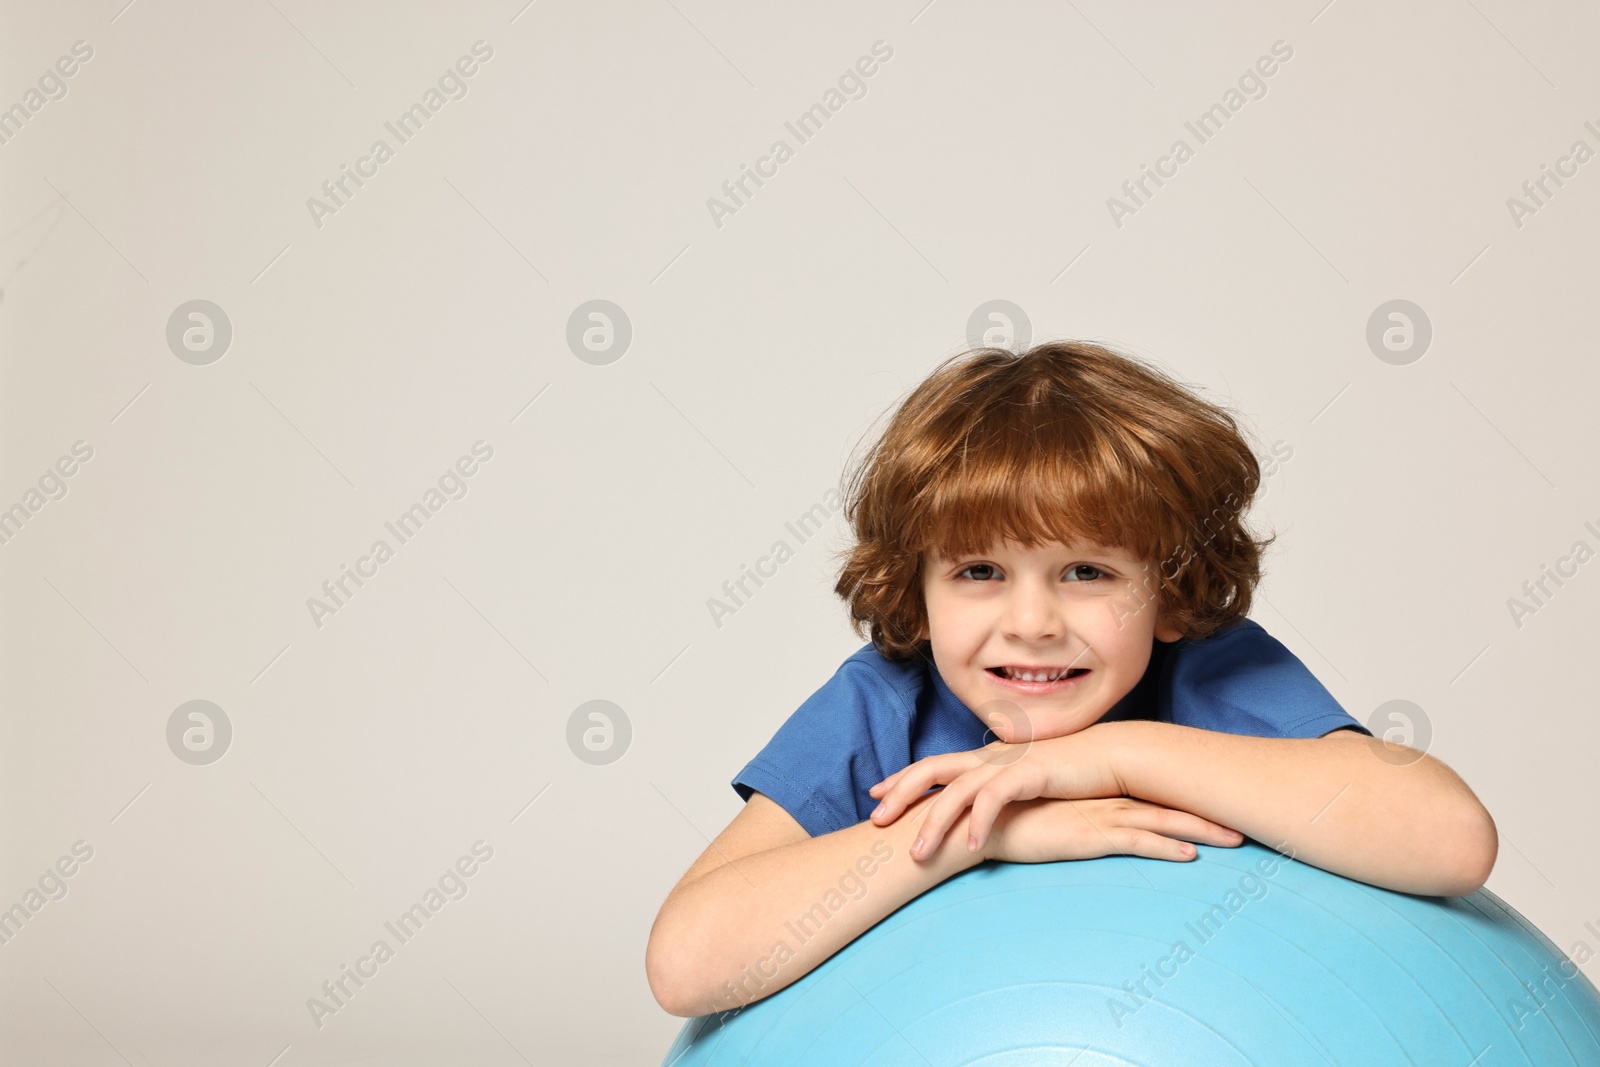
left=645, top=341, right=1496, bottom=1019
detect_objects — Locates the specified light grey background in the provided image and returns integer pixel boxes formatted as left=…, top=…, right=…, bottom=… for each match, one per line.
left=2, top=1, right=1596, bottom=1064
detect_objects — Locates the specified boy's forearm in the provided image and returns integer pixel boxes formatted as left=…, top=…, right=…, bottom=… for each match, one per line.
left=650, top=792, right=983, bottom=1017
left=1108, top=720, right=1497, bottom=897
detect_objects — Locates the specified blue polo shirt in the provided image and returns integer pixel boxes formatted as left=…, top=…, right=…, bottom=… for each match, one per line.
left=731, top=618, right=1373, bottom=837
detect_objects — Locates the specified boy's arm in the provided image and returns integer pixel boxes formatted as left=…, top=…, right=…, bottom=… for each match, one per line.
left=1108, top=720, right=1497, bottom=896
left=647, top=790, right=982, bottom=1018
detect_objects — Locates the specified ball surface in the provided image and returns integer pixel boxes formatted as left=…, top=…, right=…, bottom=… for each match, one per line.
left=661, top=841, right=1600, bottom=1066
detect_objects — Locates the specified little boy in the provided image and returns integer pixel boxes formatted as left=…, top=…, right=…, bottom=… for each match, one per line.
left=645, top=341, right=1496, bottom=1019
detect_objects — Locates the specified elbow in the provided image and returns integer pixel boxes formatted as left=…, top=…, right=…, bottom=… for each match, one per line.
left=650, top=979, right=704, bottom=1020
left=646, top=920, right=706, bottom=1018
left=646, top=947, right=692, bottom=1017
left=1438, top=804, right=1498, bottom=897
left=648, top=974, right=698, bottom=1019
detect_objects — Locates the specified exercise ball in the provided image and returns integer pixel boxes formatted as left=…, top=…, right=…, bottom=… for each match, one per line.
left=660, top=840, right=1600, bottom=1066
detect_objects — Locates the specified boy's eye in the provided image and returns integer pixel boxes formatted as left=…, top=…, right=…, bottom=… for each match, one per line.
left=954, top=564, right=1109, bottom=582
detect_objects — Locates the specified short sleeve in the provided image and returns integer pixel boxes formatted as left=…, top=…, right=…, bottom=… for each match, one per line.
left=731, top=660, right=915, bottom=838
left=1163, top=620, right=1374, bottom=739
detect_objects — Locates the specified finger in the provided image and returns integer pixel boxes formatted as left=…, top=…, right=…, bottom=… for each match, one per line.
left=909, top=772, right=991, bottom=859
left=870, top=769, right=924, bottom=823
left=967, top=767, right=1047, bottom=854
left=910, top=800, right=959, bottom=860
left=870, top=773, right=923, bottom=824
left=873, top=755, right=973, bottom=824
left=1123, top=805, right=1246, bottom=847
left=1112, top=827, right=1200, bottom=862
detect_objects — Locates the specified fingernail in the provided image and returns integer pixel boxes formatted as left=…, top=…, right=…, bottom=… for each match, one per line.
left=968, top=835, right=978, bottom=852
left=873, top=803, right=885, bottom=819
left=913, top=836, right=924, bottom=854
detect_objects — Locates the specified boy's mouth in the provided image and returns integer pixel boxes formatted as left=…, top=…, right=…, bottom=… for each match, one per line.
left=986, top=665, right=1090, bottom=686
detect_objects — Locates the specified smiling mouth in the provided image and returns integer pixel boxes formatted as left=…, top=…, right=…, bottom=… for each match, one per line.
left=986, top=666, right=1090, bottom=683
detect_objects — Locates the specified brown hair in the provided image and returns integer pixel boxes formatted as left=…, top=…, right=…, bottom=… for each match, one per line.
left=830, top=340, right=1275, bottom=662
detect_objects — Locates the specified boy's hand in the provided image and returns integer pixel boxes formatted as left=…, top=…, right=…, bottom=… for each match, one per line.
left=868, top=723, right=1241, bottom=860
left=978, top=796, right=1247, bottom=865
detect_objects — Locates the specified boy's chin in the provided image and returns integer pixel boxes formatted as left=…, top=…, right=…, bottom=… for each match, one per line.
left=979, top=710, right=1107, bottom=746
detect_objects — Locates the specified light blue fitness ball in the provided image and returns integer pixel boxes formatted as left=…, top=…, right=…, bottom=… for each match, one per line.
left=660, top=840, right=1600, bottom=1066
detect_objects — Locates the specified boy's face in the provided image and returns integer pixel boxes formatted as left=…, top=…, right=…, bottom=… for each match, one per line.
left=918, top=537, right=1183, bottom=744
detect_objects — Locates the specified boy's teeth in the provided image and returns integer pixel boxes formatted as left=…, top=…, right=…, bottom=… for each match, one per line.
left=1002, top=666, right=1073, bottom=682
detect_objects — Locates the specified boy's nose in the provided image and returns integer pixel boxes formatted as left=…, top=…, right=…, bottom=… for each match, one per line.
left=999, top=583, right=1065, bottom=642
